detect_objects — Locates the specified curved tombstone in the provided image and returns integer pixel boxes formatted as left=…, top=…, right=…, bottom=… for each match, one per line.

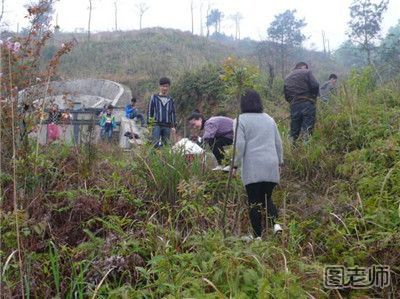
left=19, top=79, right=140, bottom=146
left=19, top=78, right=131, bottom=108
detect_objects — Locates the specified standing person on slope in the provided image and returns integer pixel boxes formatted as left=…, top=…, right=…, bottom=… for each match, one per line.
left=284, top=62, right=319, bottom=142
left=232, top=89, right=284, bottom=239
left=147, top=77, right=176, bottom=148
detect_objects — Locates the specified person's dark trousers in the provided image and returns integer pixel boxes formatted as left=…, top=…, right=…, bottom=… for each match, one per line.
left=101, top=123, right=113, bottom=142
left=245, top=182, right=278, bottom=238
left=152, top=124, right=171, bottom=148
left=131, top=110, right=146, bottom=127
left=207, top=137, right=233, bottom=165
left=290, top=101, right=316, bottom=141
left=135, top=113, right=146, bottom=127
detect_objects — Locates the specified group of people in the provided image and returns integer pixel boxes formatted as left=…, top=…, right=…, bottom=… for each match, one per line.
left=135, top=76, right=284, bottom=238
left=185, top=90, right=285, bottom=238
left=284, top=61, right=337, bottom=142
left=46, top=64, right=337, bottom=239
left=99, top=77, right=174, bottom=144
left=117, top=65, right=337, bottom=239
left=98, top=96, right=146, bottom=142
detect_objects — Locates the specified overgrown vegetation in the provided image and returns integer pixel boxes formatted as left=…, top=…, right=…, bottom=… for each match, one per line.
left=1, top=62, right=400, bottom=298
left=1, top=1, right=400, bottom=298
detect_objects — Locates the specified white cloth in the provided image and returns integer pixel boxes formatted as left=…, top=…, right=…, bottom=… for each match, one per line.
left=172, top=138, right=204, bottom=155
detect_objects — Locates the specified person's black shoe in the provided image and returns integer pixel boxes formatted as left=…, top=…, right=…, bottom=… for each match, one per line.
left=124, top=131, right=133, bottom=139
left=124, top=131, right=140, bottom=140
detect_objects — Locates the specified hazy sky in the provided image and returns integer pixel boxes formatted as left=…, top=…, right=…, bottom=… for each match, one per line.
left=2, top=0, right=400, bottom=50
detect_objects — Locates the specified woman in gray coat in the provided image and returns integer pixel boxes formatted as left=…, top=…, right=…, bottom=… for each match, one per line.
left=233, top=89, right=284, bottom=238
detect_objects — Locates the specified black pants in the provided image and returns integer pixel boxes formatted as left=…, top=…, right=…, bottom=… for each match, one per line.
left=245, top=182, right=278, bottom=237
left=135, top=113, right=146, bottom=127
left=207, top=137, right=233, bottom=165
left=131, top=111, right=146, bottom=127
left=290, top=101, right=316, bottom=141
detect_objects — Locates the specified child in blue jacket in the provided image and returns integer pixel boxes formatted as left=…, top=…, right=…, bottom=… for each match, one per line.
left=125, top=97, right=146, bottom=127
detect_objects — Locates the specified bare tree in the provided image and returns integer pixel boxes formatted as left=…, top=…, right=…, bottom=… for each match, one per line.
left=55, top=12, right=60, bottom=33
left=136, top=2, right=149, bottom=30
left=88, top=0, right=93, bottom=41
left=114, top=0, right=118, bottom=31
left=205, top=3, right=211, bottom=37
left=230, top=12, right=243, bottom=40
left=199, top=1, right=203, bottom=36
left=321, top=30, right=327, bottom=53
left=327, top=39, right=331, bottom=55
left=256, top=42, right=278, bottom=86
left=217, top=10, right=223, bottom=33
left=0, top=0, right=5, bottom=24
left=190, top=0, right=194, bottom=34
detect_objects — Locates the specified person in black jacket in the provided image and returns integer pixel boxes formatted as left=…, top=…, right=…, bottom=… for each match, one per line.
left=147, top=77, right=176, bottom=148
left=284, top=62, right=319, bottom=142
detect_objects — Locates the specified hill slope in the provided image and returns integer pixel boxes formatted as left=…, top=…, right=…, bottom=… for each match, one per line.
left=2, top=69, right=399, bottom=298
left=52, top=28, right=231, bottom=83
left=47, top=28, right=344, bottom=93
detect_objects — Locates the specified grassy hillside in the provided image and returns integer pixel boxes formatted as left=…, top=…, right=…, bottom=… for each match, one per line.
left=47, top=28, right=232, bottom=92
left=2, top=66, right=399, bottom=297
left=3, top=11, right=398, bottom=296
left=45, top=28, right=344, bottom=96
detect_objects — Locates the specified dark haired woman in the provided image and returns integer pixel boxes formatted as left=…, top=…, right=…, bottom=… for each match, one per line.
left=188, top=111, right=233, bottom=171
left=233, top=89, right=284, bottom=238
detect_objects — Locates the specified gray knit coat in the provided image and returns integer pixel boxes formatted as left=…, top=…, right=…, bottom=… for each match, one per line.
left=234, top=113, right=284, bottom=185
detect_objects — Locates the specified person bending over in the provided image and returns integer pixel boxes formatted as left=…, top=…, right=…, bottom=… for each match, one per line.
left=188, top=111, right=233, bottom=171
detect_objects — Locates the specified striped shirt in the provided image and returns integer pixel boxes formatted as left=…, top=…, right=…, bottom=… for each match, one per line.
left=147, top=94, right=176, bottom=127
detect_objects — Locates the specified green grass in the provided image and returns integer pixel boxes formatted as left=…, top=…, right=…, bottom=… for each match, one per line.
left=1, top=70, right=400, bottom=298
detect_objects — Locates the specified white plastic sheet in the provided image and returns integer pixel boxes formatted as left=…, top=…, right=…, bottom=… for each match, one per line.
left=172, top=138, right=204, bottom=155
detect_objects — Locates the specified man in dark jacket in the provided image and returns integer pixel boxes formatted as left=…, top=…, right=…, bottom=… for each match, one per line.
left=147, top=77, right=176, bottom=147
left=284, top=62, right=319, bottom=142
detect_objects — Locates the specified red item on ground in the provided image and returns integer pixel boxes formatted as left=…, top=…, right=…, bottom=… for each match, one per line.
left=48, top=123, right=61, bottom=141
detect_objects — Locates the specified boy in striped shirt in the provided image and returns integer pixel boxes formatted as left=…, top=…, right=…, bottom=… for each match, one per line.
left=147, top=77, right=176, bottom=148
